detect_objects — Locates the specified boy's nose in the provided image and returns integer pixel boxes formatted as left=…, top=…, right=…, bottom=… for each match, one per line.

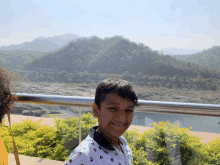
left=116, top=112, right=127, bottom=122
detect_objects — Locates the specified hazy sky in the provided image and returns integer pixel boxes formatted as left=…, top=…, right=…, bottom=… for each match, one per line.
left=1, top=0, right=220, bottom=50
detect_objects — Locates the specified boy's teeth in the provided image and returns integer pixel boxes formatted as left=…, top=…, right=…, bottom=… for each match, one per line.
left=113, top=123, right=123, bottom=126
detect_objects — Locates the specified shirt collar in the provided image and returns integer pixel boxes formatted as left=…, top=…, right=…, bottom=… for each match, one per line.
left=89, top=126, right=124, bottom=151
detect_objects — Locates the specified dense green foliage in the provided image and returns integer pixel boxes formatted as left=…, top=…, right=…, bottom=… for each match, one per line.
left=0, top=50, right=46, bottom=71
left=123, top=121, right=220, bottom=165
left=173, top=45, right=220, bottom=72
left=1, top=113, right=220, bottom=164
left=0, top=113, right=97, bottom=161
left=203, top=137, right=220, bottom=164
left=23, top=36, right=220, bottom=79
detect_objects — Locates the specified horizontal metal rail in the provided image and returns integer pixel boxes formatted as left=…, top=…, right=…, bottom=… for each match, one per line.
left=13, top=93, right=220, bottom=117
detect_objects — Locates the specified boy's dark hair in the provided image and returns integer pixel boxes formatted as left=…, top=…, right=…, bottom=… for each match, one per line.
left=0, top=67, right=20, bottom=124
left=94, top=78, right=138, bottom=110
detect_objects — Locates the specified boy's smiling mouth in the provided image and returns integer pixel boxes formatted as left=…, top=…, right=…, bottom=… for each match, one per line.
left=111, top=122, right=127, bottom=127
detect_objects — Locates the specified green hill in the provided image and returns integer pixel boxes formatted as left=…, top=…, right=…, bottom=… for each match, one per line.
left=20, top=36, right=220, bottom=91
left=0, top=50, right=47, bottom=71
left=23, top=36, right=219, bottom=78
left=173, top=45, right=220, bottom=72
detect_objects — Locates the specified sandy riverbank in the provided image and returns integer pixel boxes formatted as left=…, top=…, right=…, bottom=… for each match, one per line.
left=2, top=114, right=220, bottom=143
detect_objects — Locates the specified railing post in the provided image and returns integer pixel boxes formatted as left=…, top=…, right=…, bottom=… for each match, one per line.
left=79, top=107, right=81, bottom=144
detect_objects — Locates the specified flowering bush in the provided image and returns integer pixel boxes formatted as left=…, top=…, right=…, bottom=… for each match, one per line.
left=123, top=121, right=220, bottom=165
left=1, top=115, right=220, bottom=164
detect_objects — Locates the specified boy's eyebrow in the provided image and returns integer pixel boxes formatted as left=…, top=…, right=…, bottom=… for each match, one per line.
left=106, top=101, right=117, bottom=105
left=106, top=101, right=134, bottom=108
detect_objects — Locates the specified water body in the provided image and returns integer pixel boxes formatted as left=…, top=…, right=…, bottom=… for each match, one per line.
left=132, top=112, right=220, bottom=133
left=54, top=108, right=220, bottom=134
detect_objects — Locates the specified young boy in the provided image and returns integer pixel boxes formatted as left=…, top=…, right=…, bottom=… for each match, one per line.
left=65, top=78, right=138, bottom=165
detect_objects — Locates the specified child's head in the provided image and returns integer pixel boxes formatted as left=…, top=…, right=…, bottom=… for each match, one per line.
left=93, top=78, right=138, bottom=139
left=94, top=78, right=138, bottom=110
left=0, top=67, right=19, bottom=124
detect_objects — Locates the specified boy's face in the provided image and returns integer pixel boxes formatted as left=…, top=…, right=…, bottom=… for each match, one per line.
left=93, top=93, right=134, bottom=138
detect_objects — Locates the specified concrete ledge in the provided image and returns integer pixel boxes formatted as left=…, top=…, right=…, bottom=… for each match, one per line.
left=8, top=154, right=65, bottom=165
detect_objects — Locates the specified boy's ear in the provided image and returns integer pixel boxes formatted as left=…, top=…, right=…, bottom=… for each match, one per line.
left=92, top=103, right=99, bottom=118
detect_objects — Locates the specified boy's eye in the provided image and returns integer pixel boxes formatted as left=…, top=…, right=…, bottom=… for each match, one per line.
left=108, top=108, right=118, bottom=110
left=126, top=110, right=134, bottom=113
left=108, top=108, right=133, bottom=113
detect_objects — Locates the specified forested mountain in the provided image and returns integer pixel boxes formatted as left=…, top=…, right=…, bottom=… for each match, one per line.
left=1, top=35, right=219, bottom=91
left=21, top=36, right=220, bottom=91
left=0, top=50, right=47, bottom=71
left=23, top=36, right=219, bottom=78
left=160, top=48, right=202, bottom=55
left=0, top=33, right=80, bottom=52
left=173, top=45, right=220, bottom=72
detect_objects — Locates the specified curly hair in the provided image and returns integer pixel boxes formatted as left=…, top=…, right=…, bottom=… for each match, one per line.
left=0, top=67, right=21, bottom=124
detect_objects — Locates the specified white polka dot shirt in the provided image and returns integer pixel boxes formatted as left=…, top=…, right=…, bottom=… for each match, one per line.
left=64, top=126, right=133, bottom=165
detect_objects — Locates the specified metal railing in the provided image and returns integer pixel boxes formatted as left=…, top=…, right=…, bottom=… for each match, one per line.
left=12, top=93, right=220, bottom=143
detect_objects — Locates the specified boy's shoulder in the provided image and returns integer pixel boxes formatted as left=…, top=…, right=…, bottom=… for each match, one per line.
left=70, top=135, right=129, bottom=155
left=69, top=137, right=93, bottom=157
left=65, top=137, right=94, bottom=164
left=65, top=133, right=133, bottom=165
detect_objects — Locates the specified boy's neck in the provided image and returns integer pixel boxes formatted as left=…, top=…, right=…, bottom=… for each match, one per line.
left=96, top=127, right=120, bottom=147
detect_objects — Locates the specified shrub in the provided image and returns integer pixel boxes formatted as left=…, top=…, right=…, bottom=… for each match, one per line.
left=51, top=112, right=98, bottom=157
left=142, top=121, right=211, bottom=165
left=202, top=137, right=220, bottom=164
left=1, top=117, right=68, bottom=161
left=123, top=121, right=219, bottom=165
left=123, top=128, right=159, bottom=165
left=0, top=113, right=97, bottom=161
left=1, top=116, right=220, bottom=164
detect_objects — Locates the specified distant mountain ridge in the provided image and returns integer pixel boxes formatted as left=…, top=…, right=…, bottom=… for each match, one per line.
left=173, top=45, right=220, bottom=71
left=0, top=33, right=80, bottom=52
left=160, top=48, right=202, bottom=55
left=33, top=33, right=80, bottom=47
